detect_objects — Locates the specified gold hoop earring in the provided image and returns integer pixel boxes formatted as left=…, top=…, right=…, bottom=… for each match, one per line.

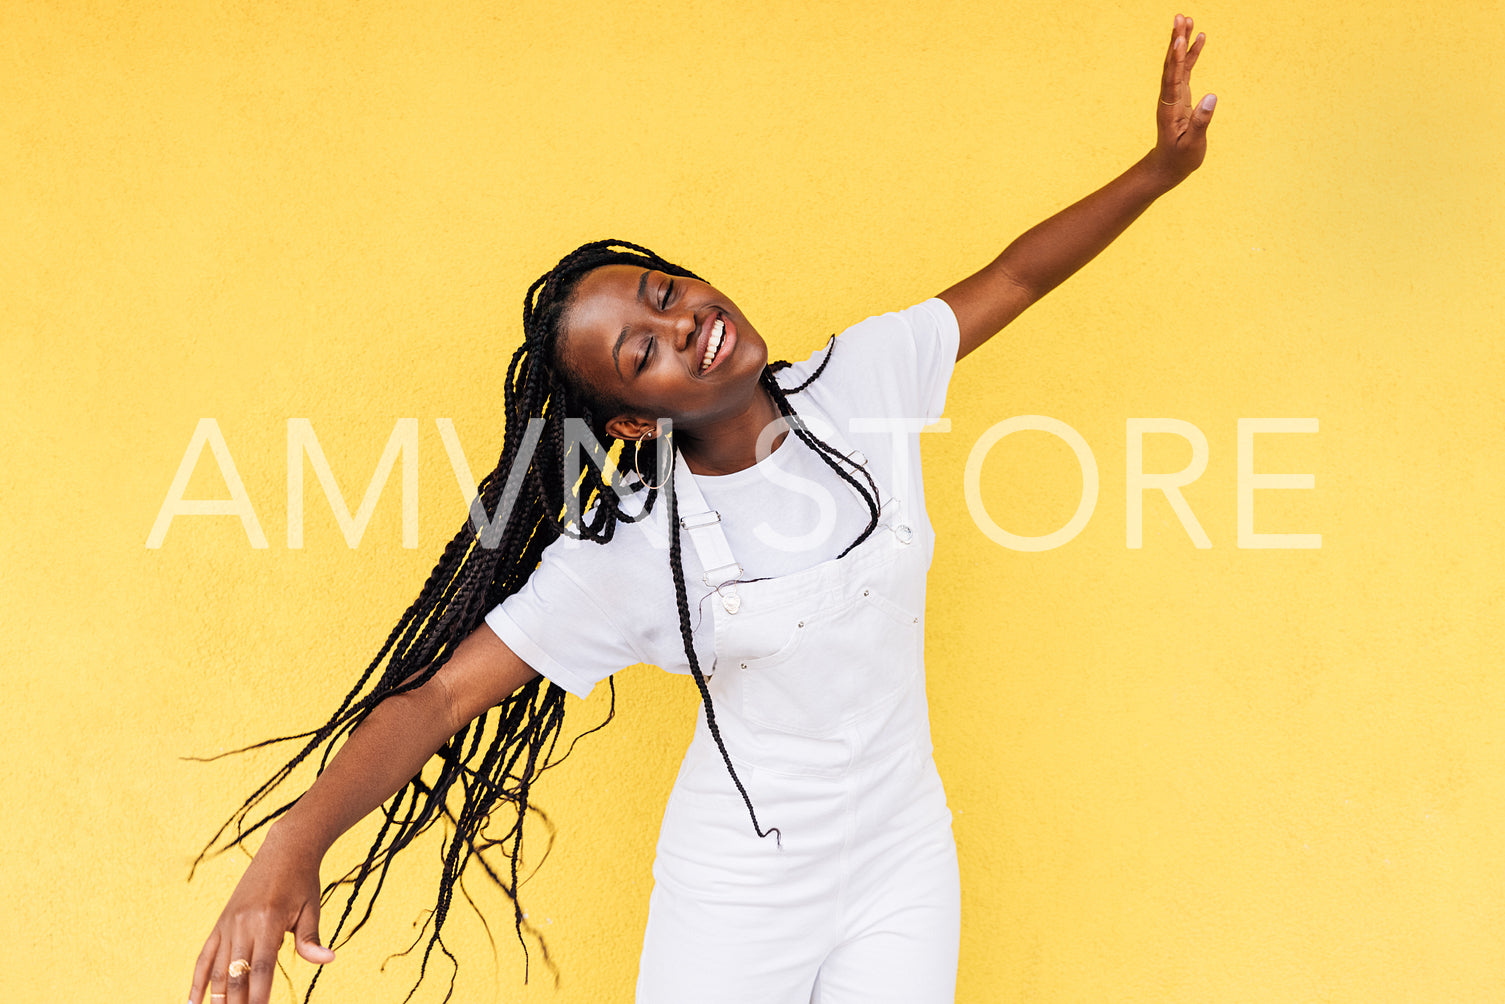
left=632, top=434, right=671, bottom=491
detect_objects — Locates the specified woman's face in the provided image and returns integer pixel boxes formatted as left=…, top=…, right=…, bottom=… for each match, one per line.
left=559, top=264, right=769, bottom=439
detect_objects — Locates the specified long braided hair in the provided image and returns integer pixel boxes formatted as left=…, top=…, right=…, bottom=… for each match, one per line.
left=194, top=240, right=882, bottom=1002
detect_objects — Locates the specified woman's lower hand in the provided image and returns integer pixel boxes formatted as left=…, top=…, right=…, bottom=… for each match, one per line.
left=188, top=826, right=335, bottom=1004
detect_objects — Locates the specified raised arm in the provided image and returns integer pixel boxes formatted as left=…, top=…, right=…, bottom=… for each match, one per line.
left=188, top=626, right=539, bottom=1004
left=941, top=14, right=1216, bottom=361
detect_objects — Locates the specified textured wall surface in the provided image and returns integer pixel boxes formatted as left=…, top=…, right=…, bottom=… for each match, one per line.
left=2, top=1, right=1502, bottom=1001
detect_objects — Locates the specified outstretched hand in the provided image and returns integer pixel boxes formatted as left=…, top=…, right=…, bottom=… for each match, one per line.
left=188, top=830, right=336, bottom=1004
left=1149, top=13, right=1216, bottom=187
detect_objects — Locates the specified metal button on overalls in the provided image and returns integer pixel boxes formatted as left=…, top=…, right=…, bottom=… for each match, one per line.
left=636, top=444, right=959, bottom=1004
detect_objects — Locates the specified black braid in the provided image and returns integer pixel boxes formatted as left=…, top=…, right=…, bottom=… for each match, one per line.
left=191, top=239, right=874, bottom=1002
left=764, top=358, right=884, bottom=558
left=665, top=465, right=780, bottom=846
left=769, top=332, right=837, bottom=393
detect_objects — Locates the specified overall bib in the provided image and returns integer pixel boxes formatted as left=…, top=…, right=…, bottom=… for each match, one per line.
left=636, top=442, right=960, bottom=1004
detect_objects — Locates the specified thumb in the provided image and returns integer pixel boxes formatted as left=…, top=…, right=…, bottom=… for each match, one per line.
left=1191, top=93, right=1217, bottom=132
left=293, top=902, right=336, bottom=964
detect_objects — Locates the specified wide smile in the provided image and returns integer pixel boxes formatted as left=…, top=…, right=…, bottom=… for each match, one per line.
left=695, top=311, right=737, bottom=375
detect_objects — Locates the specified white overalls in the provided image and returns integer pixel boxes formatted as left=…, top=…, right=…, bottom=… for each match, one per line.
left=635, top=442, right=960, bottom=1004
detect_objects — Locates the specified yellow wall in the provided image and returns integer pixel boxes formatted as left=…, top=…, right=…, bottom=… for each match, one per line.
left=3, top=1, right=1501, bottom=1001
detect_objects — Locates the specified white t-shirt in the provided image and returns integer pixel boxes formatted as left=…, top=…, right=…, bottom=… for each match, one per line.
left=484, top=297, right=960, bottom=699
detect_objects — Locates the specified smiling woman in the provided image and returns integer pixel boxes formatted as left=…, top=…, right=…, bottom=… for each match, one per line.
left=188, top=15, right=1216, bottom=1004
left=558, top=263, right=780, bottom=468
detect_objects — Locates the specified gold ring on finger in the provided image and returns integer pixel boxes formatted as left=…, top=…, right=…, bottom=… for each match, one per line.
left=228, top=958, right=252, bottom=978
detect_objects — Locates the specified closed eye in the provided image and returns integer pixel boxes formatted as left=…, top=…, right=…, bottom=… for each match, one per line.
left=635, top=276, right=673, bottom=374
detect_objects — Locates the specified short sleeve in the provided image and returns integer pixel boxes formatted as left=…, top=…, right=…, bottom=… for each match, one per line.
left=484, top=537, right=645, bottom=700
left=901, top=298, right=961, bottom=423
left=787, top=297, right=960, bottom=428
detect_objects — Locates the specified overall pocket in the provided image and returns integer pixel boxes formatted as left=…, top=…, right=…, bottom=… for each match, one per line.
left=737, top=586, right=920, bottom=738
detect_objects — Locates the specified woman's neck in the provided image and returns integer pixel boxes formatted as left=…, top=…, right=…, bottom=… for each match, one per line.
left=677, top=386, right=790, bottom=476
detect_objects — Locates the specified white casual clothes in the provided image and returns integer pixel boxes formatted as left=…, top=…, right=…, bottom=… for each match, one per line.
left=634, top=430, right=960, bottom=1004
left=485, top=297, right=958, bottom=699
left=484, top=298, right=962, bottom=1003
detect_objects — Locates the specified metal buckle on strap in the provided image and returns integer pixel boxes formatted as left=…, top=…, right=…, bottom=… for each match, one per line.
left=701, top=562, right=742, bottom=587
left=679, top=510, right=722, bottom=530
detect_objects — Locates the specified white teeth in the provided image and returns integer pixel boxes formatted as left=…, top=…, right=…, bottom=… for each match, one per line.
left=700, top=317, right=724, bottom=373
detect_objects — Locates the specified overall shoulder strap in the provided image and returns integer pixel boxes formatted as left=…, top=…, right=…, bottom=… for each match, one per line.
left=671, top=449, right=742, bottom=592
